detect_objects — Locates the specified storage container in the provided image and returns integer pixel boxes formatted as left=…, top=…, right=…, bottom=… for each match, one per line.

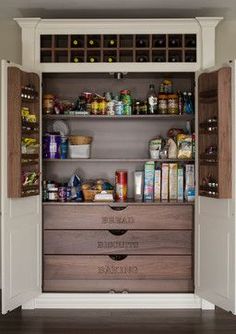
left=68, top=144, right=91, bottom=159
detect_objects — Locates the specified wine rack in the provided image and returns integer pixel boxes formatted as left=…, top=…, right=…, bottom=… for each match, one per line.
left=7, top=67, right=40, bottom=198
left=198, top=67, right=231, bottom=199
left=40, top=33, right=197, bottom=63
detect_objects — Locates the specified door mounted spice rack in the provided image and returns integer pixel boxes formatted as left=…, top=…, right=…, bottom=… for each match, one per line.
left=7, top=66, right=40, bottom=198
left=198, top=67, right=231, bottom=198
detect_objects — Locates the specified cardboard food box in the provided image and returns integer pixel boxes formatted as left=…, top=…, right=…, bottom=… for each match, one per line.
left=144, top=161, right=155, bottom=201
left=169, top=163, right=178, bottom=201
left=154, top=168, right=161, bottom=201
left=177, top=166, right=184, bottom=201
left=161, top=163, right=169, bottom=201
left=185, top=164, right=195, bottom=201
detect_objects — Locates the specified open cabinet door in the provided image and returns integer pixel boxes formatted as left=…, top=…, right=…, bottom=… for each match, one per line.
left=1, top=60, right=42, bottom=314
left=195, top=64, right=236, bottom=313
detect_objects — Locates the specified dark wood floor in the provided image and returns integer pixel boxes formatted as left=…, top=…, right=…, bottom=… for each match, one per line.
left=0, top=307, right=236, bottom=334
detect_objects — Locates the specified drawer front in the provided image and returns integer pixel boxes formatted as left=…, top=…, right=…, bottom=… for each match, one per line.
left=44, top=230, right=192, bottom=255
left=43, top=204, right=193, bottom=230
left=43, top=278, right=194, bottom=293
left=44, top=255, right=192, bottom=281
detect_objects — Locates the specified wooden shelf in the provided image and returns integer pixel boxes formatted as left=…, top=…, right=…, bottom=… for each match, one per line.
left=43, top=158, right=195, bottom=163
left=43, top=114, right=195, bottom=121
left=43, top=200, right=194, bottom=206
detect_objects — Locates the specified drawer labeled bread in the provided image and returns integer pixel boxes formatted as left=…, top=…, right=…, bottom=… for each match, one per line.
left=44, top=255, right=192, bottom=280
left=43, top=204, right=193, bottom=230
left=44, top=230, right=192, bottom=255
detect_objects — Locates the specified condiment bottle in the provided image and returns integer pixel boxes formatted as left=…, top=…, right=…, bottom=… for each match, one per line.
left=147, top=84, right=158, bottom=114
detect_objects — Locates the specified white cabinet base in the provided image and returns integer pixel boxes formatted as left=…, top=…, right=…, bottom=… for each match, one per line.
left=22, top=293, right=214, bottom=310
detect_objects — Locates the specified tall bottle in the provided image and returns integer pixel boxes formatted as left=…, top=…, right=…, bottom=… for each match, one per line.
left=147, top=84, right=158, bottom=114
left=108, top=38, right=117, bottom=47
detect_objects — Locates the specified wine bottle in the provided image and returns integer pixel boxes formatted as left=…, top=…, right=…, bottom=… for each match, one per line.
left=108, top=39, right=116, bottom=47
left=186, top=36, right=196, bottom=48
left=72, top=39, right=80, bottom=47
left=136, top=38, right=146, bottom=48
left=107, top=56, right=116, bottom=63
left=169, top=36, right=181, bottom=47
left=154, top=36, right=165, bottom=48
left=137, top=55, right=148, bottom=62
left=88, top=56, right=98, bottom=63
left=154, top=55, right=165, bottom=62
left=88, top=39, right=97, bottom=47
left=73, top=56, right=82, bottom=63
left=147, top=84, right=158, bottom=114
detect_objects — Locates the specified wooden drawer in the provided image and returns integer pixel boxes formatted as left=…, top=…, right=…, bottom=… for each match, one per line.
left=43, top=278, right=194, bottom=293
left=44, top=230, right=192, bottom=255
left=43, top=204, right=193, bottom=230
left=44, top=255, right=192, bottom=281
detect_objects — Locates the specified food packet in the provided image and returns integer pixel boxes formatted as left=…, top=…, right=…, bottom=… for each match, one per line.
left=68, top=173, right=82, bottom=200
left=177, top=134, right=192, bottom=159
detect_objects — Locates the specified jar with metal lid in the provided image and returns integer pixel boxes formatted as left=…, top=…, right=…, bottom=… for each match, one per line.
left=158, top=94, right=168, bottom=114
left=48, top=187, right=59, bottom=201
left=133, top=100, right=141, bottom=115
left=115, top=101, right=123, bottom=115
left=43, top=94, right=54, bottom=114
left=168, top=94, right=178, bottom=114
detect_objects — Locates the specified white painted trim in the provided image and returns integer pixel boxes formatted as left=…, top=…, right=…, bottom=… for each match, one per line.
left=22, top=293, right=211, bottom=310
left=201, top=298, right=215, bottom=310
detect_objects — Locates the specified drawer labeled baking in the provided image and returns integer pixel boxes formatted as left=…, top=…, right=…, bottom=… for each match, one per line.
left=43, top=204, right=193, bottom=230
left=44, top=230, right=192, bottom=255
left=44, top=255, right=192, bottom=280
left=43, top=278, right=194, bottom=293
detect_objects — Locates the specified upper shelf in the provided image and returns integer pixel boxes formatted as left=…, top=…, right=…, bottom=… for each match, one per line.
left=40, top=33, right=197, bottom=64
left=43, top=114, right=195, bottom=121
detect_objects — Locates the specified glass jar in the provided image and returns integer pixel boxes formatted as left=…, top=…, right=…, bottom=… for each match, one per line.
left=99, top=98, right=107, bottom=115
left=168, top=94, right=178, bottom=114
left=91, top=99, right=99, bottom=115
left=48, top=187, right=59, bottom=201
left=115, top=101, right=123, bottom=115
left=43, top=94, right=54, bottom=114
left=158, top=94, right=168, bottom=114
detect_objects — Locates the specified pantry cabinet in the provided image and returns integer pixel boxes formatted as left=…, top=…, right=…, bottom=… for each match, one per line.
left=1, top=17, right=236, bottom=315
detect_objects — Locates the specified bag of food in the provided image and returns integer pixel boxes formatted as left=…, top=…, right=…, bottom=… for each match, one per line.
left=177, top=134, right=192, bottom=159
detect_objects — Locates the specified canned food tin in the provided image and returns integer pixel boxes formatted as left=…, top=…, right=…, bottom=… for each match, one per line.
left=58, top=186, right=67, bottom=202
left=115, top=170, right=128, bottom=201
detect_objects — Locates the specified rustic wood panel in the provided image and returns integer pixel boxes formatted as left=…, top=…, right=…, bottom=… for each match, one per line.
left=43, top=205, right=193, bottom=230
left=44, top=230, right=192, bottom=255
left=43, top=278, right=193, bottom=293
left=8, top=67, right=22, bottom=197
left=44, top=255, right=192, bottom=280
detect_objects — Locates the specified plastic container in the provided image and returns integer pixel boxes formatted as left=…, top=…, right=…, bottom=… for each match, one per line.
left=68, top=144, right=91, bottom=159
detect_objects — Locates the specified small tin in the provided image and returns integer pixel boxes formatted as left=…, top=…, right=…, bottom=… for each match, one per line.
left=115, top=170, right=128, bottom=201
left=66, top=186, right=72, bottom=201
left=58, top=186, right=67, bottom=202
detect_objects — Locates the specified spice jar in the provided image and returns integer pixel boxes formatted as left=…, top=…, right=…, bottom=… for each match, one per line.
left=99, top=98, right=107, bottom=115
left=133, top=100, right=141, bottom=115
left=43, top=94, right=54, bottom=114
left=115, top=101, right=123, bottom=115
left=168, top=93, right=178, bottom=114
left=91, top=98, right=99, bottom=115
left=158, top=94, right=168, bottom=114
left=48, top=187, right=59, bottom=201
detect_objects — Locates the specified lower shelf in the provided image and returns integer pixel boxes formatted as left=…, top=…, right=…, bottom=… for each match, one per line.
left=43, top=200, right=194, bottom=206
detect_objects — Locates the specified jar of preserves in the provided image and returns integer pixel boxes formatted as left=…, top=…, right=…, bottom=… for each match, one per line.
left=43, top=94, right=54, bottom=114
left=158, top=94, right=168, bottom=114
left=91, top=98, right=99, bottom=115
left=99, top=98, right=107, bottom=115
left=168, top=94, right=178, bottom=114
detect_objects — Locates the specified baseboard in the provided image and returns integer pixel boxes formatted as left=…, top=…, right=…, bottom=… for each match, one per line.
left=22, top=293, right=210, bottom=310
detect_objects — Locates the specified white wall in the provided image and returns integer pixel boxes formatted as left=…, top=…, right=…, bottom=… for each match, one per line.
left=216, top=19, right=236, bottom=65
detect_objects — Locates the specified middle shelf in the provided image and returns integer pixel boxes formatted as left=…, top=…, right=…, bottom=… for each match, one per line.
left=43, top=158, right=195, bottom=163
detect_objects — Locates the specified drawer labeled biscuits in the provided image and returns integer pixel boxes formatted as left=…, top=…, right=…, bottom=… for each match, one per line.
left=44, top=230, right=192, bottom=255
